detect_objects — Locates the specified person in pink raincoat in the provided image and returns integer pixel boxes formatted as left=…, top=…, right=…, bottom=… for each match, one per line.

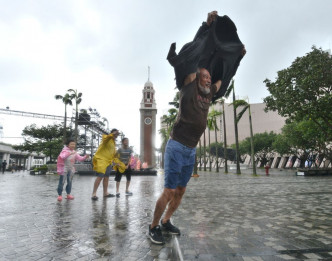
left=56, top=139, right=89, bottom=201
left=129, top=155, right=137, bottom=170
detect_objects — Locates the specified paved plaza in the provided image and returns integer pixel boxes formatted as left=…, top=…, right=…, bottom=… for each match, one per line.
left=1, top=168, right=332, bottom=260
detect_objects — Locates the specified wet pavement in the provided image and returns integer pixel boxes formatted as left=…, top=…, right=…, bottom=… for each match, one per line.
left=174, top=169, right=332, bottom=260
left=1, top=168, right=332, bottom=260
left=0, top=171, right=176, bottom=261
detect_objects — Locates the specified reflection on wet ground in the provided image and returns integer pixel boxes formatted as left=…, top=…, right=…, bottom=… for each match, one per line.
left=1, top=169, right=332, bottom=260
left=0, top=171, right=177, bottom=260
left=174, top=170, right=332, bottom=260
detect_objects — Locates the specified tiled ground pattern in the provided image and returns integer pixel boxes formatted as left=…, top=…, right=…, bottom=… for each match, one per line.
left=1, top=169, right=332, bottom=260
left=173, top=169, right=332, bottom=260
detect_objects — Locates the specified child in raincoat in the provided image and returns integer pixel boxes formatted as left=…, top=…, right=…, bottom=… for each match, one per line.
left=56, top=139, right=89, bottom=201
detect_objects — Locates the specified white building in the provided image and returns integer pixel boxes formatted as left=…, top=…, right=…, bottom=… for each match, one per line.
left=202, top=102, right=286, bottom=145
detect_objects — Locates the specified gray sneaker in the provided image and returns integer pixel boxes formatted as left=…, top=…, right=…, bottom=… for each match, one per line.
left=161, top=220, right=181, bottom=235
left=149, top=225, right=165, bottom=244
left=125, top=191, right=133, bottom=196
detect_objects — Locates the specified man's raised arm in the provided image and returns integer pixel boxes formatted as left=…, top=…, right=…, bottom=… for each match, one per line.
left=183, top=11, right=219, bottom=87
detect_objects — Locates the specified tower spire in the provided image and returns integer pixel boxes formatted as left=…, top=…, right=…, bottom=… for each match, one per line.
left=148, top=66, right=150, bottom=81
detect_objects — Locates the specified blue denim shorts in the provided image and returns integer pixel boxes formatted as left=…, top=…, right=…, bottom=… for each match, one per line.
left=95, top=165, right=112, bottom=177
left=164, top=139, right=196, bottom=189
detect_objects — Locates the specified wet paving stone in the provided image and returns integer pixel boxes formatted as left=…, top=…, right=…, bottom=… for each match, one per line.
left=173, top=169, right=332, bottom=260
left=0, top=171, right=176, bottom=260
left=1, top=168, right=332, bottom=260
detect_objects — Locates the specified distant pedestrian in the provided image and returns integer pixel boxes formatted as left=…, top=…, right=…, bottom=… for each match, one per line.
left=115, top=138, right=133, bottom=197
left=265, top=164, right=270, bottom=176
left=11, top=163, right=16, bottom=173
left=91, top=129, right=125, bottom=200
left=56, top=139, right=89, bottom=201
left=142, top=162, right=148, bottom=169
left=1, top=160, right=7, bottom=173
left=129, top=155, right=137, bottom=170
left=136, top=158, right=141, bottom=171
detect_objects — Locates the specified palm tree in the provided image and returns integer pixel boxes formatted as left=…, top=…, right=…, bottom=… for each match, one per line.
left=207, top=126, right=211, bottom=171
left=218, top=82, right=234, bottom=174
left=231, top=98, right=257, bottom=175
left=231, top=82, right=241, bottom=174
left=55, top=93, right=72, bottom=144
left=68, top=89, right=82, bottom=144
left=203, top=130, right=207, bottom=171
left=207, top=108, right=222, bottom=172
left=198, top=140, right=202, bottom=171
left=158, top=128, right=168, bottom=168
left=221, top=101, right=229, bottom=173
left=159, top=108, right=178, bottom=168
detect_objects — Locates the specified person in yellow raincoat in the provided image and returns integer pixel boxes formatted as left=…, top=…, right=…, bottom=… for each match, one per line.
left=91, top=128, right=125, bottom=200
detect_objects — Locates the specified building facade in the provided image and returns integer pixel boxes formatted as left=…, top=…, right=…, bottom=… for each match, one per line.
left=204, top=102, right=286, bottom=145
left=140, top=80, right=157, bottom=167
left=0, top=142, right=46, bottom=171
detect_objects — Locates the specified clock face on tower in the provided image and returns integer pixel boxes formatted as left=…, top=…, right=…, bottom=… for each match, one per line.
left=144, top=117, right=152, bottom=125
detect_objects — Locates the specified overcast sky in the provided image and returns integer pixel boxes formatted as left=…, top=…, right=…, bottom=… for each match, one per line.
left=0, top=0, right=331, bottom=154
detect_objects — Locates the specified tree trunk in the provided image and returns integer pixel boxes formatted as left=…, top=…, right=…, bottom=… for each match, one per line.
left=193, top=152, right=198, bottom=174
left=215, top=128, right=219, bottom=172
left=74, top=103, right=78, bottom=144
left=248, top=104, right=256, bottom=175
left=63, top=105, right=67, bottom=144
left=232, top=89, right=241, bottom=174
left=208, top=129, right=211, bottom=171
left=203, top=130, right=206, bottom=171
left=222, top=102, right=228, bottom=173
left=199, top=140, right=202, bottom=171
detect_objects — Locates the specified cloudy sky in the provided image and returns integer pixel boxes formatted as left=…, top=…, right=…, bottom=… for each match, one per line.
left=0, top=0, right=331, bottom=154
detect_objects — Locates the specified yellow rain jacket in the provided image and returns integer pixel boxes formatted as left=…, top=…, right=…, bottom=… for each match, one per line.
left=92, top=133, right=125, bottom=174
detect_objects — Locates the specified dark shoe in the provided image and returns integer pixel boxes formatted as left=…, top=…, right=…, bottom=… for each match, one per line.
left=104, top=194, right=115, bottom=198
left=161, top=220, right=181, bottom=235
left=116, top=193, right=120, bottom=198
left=149, top=225, right=165, bottom=245
left=91, top=196, right=98, bottom=200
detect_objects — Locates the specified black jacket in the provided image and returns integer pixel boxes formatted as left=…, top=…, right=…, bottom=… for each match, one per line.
left=167, top=15, right=245, bottom=102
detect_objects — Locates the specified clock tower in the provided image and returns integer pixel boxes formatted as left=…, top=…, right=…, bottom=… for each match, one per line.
left=140, top=76, right=157, bottom=168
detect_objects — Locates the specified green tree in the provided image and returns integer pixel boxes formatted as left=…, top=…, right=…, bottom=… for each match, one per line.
left=55, top=93, right=73, bottom=143
left=239, top=132, right=277, bottom=167
left=207, top=108, right=222, bottom=172
left=13, top=123, right=72, bottom=162
left=220, top=99, right=229, bottom=173
left=159, top=95, right=179, bottom=169
left=215, top=82, right=235, bottom=174
left=203, top=129, right=207, bottom=171
left=229, top=80, right=242, bottom=174
left=272, top=133, right=292, bottom=157
left=264, top=47, right=332, bottom=134
left=231, top=98, right=256, bottom=174
left=273, top=120, right=331, bottom=166
left=68, top=89, right=82, bottom=144
left=208, top=142, right=223, bottom=156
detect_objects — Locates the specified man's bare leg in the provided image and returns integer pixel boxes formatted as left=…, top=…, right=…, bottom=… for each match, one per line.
left=92, top=177, right=103, bottom=197
left=151, top=188, right=175, bottom=228
left=162, top=186, right=186, bottom=223
left=125, top=181, right=130, bottom=192
left=103, top=176, right=109, bottom=196
left=116, top=181, right=120, bottom=193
